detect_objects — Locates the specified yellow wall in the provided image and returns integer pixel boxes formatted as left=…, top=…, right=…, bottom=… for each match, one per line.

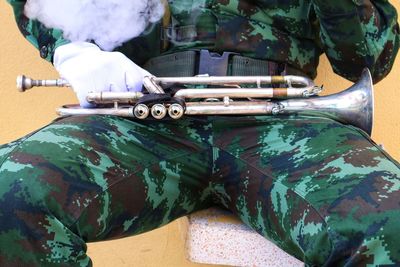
left=0, top=2, right=399, bottom=266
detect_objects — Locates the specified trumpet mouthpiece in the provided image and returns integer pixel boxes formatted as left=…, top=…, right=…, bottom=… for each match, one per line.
left=16, top=75, right=71, bottom=91
left=16, top=75, right=32, bottom=92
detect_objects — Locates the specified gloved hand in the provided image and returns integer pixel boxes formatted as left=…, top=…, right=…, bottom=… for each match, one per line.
left=53, top=42, right=151, bottom=107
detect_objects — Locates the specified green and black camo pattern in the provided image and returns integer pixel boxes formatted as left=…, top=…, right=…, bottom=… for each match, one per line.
left=6, top=0, right=400, bottom=82
left=0, top=115, right=400, bottom=266
left=3, top=1, right=400, bottom=266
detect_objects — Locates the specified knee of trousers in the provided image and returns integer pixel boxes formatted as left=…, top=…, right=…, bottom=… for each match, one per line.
left=0, top=140, right=59, bottom=231
left=0, top=140, right=73, bottom=221
left=297, top=167, right=400, bottom=266
left=319, top=197, right=400, bottom=266
left=0, top=138, right=100, bottom=230
left=249, top=187, right=400, bottom=266
left=272, top=177, right=400, bottom=266
left=226, top=167, right=400, bottom=266
left=0, top=141, right=90, bottom=266
left=0, top=116, right=121, bottom=231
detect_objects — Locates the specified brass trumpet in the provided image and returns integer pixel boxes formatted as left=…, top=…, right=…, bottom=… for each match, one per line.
left=16, top=68, right=373, bottom=135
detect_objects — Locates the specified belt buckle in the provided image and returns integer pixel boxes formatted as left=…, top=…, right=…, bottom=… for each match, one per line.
left=198, top=49, right=238, bottom=76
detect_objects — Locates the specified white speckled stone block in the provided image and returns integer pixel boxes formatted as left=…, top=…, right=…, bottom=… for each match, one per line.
left=181, top=208, right=304, bottom=267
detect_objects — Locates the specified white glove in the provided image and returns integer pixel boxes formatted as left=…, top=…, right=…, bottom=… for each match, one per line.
left=53, top=42, right=151, bottom=107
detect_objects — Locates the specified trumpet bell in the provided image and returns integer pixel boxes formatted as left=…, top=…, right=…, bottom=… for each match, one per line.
left=280, top=68, right=374, bottom=135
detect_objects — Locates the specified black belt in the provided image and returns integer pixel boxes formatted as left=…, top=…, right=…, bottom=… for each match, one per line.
left=143, top=50, right=302, bottom=77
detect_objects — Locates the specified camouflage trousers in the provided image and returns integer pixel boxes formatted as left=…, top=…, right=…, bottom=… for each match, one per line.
left=0, top=114, right=399, bottom=267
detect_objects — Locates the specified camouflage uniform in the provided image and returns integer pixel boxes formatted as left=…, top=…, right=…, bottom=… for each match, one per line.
left=2, top=0, right=400, bottom=266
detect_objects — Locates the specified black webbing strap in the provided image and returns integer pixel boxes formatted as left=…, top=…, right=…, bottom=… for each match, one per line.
left=144, top=51, right=198, bottom=77
left=231, top=55, right=281, bottom=76
left=143, top=50, right=294, bottom=77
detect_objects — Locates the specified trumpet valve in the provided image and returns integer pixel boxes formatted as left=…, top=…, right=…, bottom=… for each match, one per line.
left=168, top=104, right=185, bottom=119
left=151, top=104, right=167, bottom=119
left=133, top=104, right=150, bottom=119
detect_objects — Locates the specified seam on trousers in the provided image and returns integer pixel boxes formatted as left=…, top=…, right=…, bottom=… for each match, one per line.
left=213, top=146, right=333, bottom=264
left=68, top=146, right=212, bottom=243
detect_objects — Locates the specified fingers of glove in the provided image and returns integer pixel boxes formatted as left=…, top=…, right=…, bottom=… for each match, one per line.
left=71, top=79, right=96, bottom=108
left=124, top=71, right=144, bottom=92
left=123, top=61, right=152, bottom=92
left=75, top=90, right=96, bottom=108
left=91, top=52, right=135, bottom=92
left=55, top=45, right=151, bottom=106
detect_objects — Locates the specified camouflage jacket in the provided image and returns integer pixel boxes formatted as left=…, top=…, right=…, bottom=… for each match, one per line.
left=7, top=0, right=400, bottom=83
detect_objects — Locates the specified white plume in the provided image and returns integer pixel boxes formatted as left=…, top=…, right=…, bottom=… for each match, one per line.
left=24, top=0, right=164, bottom=51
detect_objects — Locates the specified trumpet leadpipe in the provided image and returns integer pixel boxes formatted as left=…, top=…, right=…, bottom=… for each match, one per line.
left=86, top=91, right=144, bottom=104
